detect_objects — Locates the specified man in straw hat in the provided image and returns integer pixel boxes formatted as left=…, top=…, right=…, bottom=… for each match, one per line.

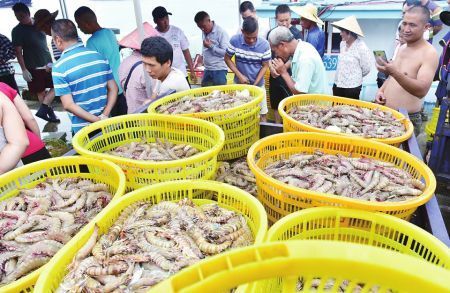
left=331, top=15, right=372, bottom=100
left=375, top=5, right=438, bottom=136
left=268, top=26, right=327, bottom=95
left=291, top=3, right=325, bottom=57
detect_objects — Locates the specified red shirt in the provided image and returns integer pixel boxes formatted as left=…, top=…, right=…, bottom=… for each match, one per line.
left=0, top=82, right=45, bottom=157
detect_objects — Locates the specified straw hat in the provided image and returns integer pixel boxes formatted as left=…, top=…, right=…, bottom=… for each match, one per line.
left=34, top=9, right=58, bottom=30
left=332, top=15, right=364, bottom=37
left=291, top=4, right=324, bottom=26
left=119, top=22, right=160, bottom=50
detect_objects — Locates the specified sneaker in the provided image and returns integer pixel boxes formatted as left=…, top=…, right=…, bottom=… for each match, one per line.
left=35, top=104, right=60, bottom=123
left=47, top=106, right=61, bottom=123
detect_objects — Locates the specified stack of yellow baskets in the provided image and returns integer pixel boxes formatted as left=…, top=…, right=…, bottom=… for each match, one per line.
left=148, top=85, right=265, bottom=160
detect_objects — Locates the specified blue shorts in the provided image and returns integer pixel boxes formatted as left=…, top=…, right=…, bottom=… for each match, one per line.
left=201, top=70, right=227, bottom=87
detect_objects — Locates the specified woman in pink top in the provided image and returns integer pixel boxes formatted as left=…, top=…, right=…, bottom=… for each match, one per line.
left=0, top=82, right=51, bottom=164
left=0, top=93, right=28, bottom=174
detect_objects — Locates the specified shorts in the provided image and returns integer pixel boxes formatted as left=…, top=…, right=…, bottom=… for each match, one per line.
left=408, top=112, right=423, bottom=137
left=21, top=146, right=51, bottom=165
left=201, top=70, right=228, bottom=86
left=259, top=84, right=268, bottom=115
left=0, top=74, right=19, bottom=92
left=111, top=93, right=128, bottom=117
left=269, top=74, right=292, bottom=110
left=27, top=68, right=53, bottom=94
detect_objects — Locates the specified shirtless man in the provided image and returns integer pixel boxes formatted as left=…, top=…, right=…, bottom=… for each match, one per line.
left=375, top=5, right=438, bottom=135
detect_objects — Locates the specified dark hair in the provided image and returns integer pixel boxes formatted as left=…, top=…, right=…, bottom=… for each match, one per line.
left=275, top=4, right=291, bottom=16
left=341, top=28, right=358, bottom=39
left=405, top=5, right=431, bottom=24
left=12, top=3, right=29, bottom=15
left=74, top=6, right=97, bottom=22
left=51, top=19, right=79, bottom=41
left=240, top=1, right=255, bottom=14
left=194, top=11, right=209, bottom=24
left=141, top=36, right=173, bottom=66
left=242, top=17, right=258, bottom=34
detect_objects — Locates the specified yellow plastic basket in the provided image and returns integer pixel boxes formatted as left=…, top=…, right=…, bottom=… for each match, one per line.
left=0, top=156, right=126, bottom=293
left=148, top=240, right=450, bottom=293
left=34, top=180, right=268, bottom=292
left=279, top=94, right=414, bottom=146
left=266, top=207, right=450, bottom=268
left=148, top=85, right=264, bottom=160
left=72, top=113, right=225, bottom=191
left=247, top=132, right=436, bottom=223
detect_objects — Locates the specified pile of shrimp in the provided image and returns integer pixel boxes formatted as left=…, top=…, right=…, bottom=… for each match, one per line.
left=0, top=178, right=112, bottom=285
left=57, top=198, right=253, bottom=292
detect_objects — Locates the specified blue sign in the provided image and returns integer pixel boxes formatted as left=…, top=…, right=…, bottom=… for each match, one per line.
left=0, top=0, right=31, bottom=8
left=322, top=55, right=339, bottom=71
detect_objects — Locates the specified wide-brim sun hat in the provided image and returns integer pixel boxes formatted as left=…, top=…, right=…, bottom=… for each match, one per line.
left=291, top=4, right=324, bottom=26
left=332, top=15, right=364, bottom=37
left=119, top=22, right=160, bottom=50
left=34, top=9, right=58, bottom=30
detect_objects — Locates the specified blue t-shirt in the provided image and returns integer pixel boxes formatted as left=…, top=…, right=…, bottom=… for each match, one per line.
left=52, top=43, right=113, bottom=133
left=226, top=34, right=271, bottom=86
left=87, top=28, right=122, bottom=94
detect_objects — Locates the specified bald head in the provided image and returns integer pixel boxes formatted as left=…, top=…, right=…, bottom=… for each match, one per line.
left=404, top=5, right=430, bottom=24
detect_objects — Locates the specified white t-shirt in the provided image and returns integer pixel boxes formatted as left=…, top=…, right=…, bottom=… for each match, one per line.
left=159, top=25, right=189, bottom=76
left=153, top=67, right=190, bottom=97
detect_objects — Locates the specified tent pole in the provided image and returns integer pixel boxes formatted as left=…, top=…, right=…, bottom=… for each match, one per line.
left=238, top=0, right=242, bottom=28
left=132, top=0, right=153, bottom=97
left=59, top=0, right=68, bottom=19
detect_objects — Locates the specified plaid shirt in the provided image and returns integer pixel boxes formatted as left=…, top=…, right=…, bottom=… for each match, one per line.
left=0, top=34, right=15, bottom=76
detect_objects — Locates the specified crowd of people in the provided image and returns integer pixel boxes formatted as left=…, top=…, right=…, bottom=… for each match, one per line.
left=0, top=0, right=448, bottom=174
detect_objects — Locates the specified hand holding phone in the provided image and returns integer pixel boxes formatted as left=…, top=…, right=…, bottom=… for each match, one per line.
left=373, top=51, right=388, bottom=65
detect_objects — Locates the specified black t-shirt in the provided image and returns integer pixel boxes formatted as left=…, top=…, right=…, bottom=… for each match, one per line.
left=11, top=23, right=52, bottom=69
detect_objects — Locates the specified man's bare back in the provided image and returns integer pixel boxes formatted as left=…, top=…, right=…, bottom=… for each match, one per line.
left=376, top=7, right=438, bottom=114
left=383, top=41, right=437, bottom=113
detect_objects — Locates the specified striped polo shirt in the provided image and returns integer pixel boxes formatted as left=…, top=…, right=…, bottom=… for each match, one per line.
left=226, top=34, right=271, bottom=86
left=52, top=42, right=113, bottom=133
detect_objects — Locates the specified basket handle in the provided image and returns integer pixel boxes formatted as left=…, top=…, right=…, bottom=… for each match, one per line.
left=149, top=241, right=450, bottom=293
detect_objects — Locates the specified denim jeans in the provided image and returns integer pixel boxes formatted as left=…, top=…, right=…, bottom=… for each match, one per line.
left=201, top=70, right=228, bottom=86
